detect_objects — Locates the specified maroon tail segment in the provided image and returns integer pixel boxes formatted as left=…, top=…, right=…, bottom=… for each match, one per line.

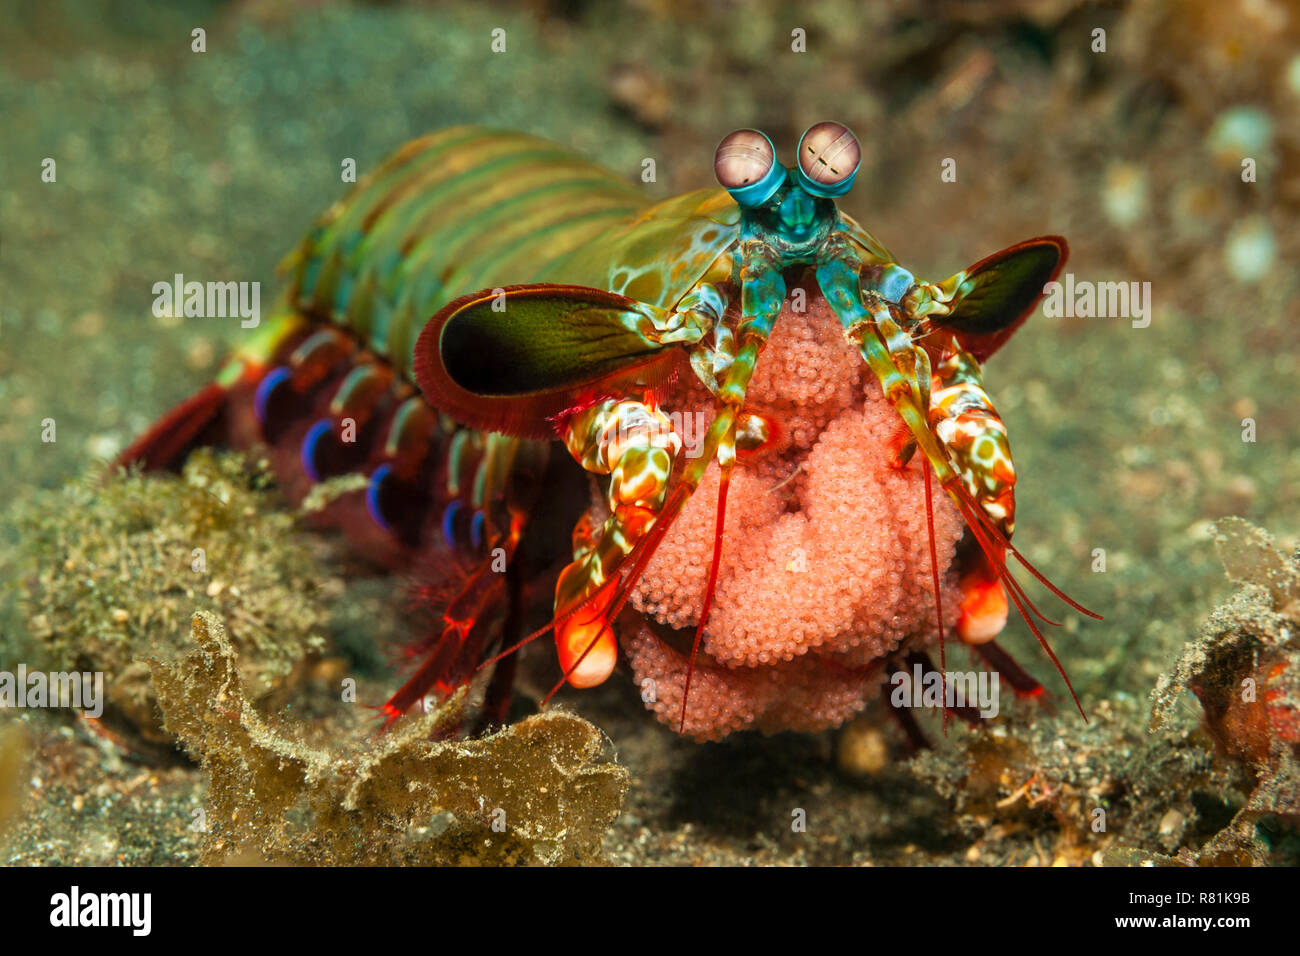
left=117, top=316, right=575, bottom=732
left=117, top=381, right=233, bottom=472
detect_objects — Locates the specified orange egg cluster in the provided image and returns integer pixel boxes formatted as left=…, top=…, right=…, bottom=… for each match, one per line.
left=625, top=288, right=965, bottom=739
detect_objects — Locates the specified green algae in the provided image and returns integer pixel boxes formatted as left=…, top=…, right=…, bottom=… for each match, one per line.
left=148, top=611, right=628, bottom=866
left=908, top=518, right=1300, bottom=867
left=0, top=721, right=33, bottom=850
left=908, top=696, right=1251, bottom=866
left=1147, top=518, right=1300, bottom=861
left=10, top=450, right=329, bottom=744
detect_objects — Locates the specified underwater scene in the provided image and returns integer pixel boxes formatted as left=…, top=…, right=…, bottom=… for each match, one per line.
left=0, top=0, right=1297, bottom=883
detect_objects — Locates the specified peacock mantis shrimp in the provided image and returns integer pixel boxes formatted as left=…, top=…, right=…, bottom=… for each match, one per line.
left=123, top=123, right=1100, bottom=740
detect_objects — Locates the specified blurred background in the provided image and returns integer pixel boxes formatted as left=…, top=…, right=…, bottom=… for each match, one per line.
left=1, top=0, right=1297, bottom=864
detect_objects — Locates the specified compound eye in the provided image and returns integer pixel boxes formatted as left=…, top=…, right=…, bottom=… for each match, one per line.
left=796, top=122, right=860, bottom=197
left=714, top=129, right=774, bottom=189
left=714, top=129, right=783, bottom=207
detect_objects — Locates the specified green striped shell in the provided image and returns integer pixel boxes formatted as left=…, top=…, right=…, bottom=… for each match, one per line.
left=265, top=125, right=895, bottom=390
left=274, top=127, right=731, bottom=379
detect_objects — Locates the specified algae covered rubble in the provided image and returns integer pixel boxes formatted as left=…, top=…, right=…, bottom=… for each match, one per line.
left=3, top=451, right=630, bottom=866
left=1145, top=518, right=1300, bottom=862
left=147, top=611, right=628, bottom=866
left=0, top=721, right=33, bottom=854
left=8, top=449, right=331, bottom=750
left=905, top=517, right=1300, bottom=868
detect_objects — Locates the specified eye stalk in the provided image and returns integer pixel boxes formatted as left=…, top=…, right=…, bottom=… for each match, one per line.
left=714, top=129, right=784, bottom=207
left=796, top=122, right=860, bottom=198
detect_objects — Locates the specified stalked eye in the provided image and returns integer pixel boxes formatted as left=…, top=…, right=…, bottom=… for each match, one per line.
left=714, top=129, right=784, bottom=207
left=796, top=122, right=860, bottom=198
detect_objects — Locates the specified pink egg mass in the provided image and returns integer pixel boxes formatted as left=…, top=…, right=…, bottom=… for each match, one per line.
left=613, top=287, right=968, bottom=739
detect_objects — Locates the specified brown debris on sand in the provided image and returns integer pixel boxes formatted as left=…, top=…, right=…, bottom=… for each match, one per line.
left=147, top=611, right=629, bottom=866
left=12, top=451, right=332, bottom=748
left=1145, top=517, right=1300, bottom=862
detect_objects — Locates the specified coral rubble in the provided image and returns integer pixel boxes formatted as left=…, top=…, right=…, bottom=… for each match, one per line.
left=148, top=612, right=628, bottom=865
left=11, top=451, right=330, bottom=745
left=1150, top=518, right=1300, bottom=857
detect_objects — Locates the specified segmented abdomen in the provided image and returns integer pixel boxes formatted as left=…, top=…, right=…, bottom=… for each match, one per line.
left=231, top=128, right=648, bottom=568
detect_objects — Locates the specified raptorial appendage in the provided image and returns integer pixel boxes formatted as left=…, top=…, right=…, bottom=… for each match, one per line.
left=928, top=347, right=1015, bottom=645
left=553, top=399, right=682, bottom=687
left=930, top=347, right=1016, bottom=540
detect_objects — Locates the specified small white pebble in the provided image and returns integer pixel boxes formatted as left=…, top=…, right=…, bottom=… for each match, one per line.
left=1159, top=809, right=1185, bottom=836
